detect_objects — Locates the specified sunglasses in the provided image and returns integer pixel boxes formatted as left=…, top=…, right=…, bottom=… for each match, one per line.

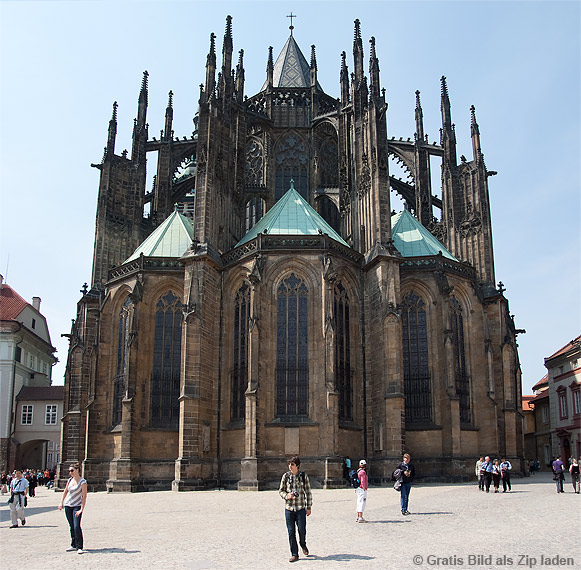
left=68, top=469, right=76, bottom=472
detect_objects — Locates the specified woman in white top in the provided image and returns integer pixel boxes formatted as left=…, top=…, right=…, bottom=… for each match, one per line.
left=58, top=462, right=87, bottom=554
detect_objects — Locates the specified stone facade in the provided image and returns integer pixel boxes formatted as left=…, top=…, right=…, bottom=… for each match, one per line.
left=58, top=17, right=524, bottom=491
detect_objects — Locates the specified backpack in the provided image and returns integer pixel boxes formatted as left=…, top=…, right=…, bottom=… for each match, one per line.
left=348, top=469, right=360, bottom=488
left=391, top=468, right=402, bottom=482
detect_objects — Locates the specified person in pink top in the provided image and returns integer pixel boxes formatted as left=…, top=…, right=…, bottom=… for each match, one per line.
left=355, top=459, right=369, bottom=522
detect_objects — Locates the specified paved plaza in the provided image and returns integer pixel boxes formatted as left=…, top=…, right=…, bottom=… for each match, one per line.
left=1, top=472, right=579, bottom=570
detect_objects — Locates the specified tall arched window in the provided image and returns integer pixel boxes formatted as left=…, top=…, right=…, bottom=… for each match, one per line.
left=334, top=283, right=352, bottom=421
left=113, top=298, right=131, bottom=426
left=276, top=273, right=308, bottom=417
left=401, top=291, right=432, bottom=424
left=151, top=291, right=182, bottom=428
left=232, top=283, right=250, bottom=421
left=450, top=296, right=470, bottom=424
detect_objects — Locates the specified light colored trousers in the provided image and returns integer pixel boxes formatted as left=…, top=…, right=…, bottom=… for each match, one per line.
left=10, top=502, right=25, bottom=525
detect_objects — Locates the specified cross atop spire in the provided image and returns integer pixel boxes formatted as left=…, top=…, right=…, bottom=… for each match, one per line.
left=287, top=12, right=296, bottom=34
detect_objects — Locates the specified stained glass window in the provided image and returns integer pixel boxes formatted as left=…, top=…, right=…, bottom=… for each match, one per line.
left=401, top=291, right=432, bottom=424
left=334, top=283, right=353, bottom=421
left=112, top=298, right=131, bottom=426
left=232, top=283, right=250, bottom=421
left=450, top=296, right=470, bottom=424
left=276, top=273, right=308, bottom=417
left=151, top=291, right=182, bottom=428
left=275, top=134, right=309, bottom=200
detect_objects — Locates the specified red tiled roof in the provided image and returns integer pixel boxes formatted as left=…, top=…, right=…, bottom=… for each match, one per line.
left=522, top=395, right=535, bottom=412
left=532, top=374, right=549, bottom=392
left=546, top=335, right=581, bottom=361
left=0, top=284, right=28, bottom=320
left=16, top=386, right=65, bottom=401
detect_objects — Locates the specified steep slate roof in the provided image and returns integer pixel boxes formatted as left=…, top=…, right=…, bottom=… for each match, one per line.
left=124, top=207, right=194, bottom=263
left=0, top=283, right=29, bottom=320
left=391, top=209, right=457, bottom=261
left=16, top=386, right=65, bottom=401
left=236, top=184, right=348, bottom=247
left=261, top=34, right=321, bottom=90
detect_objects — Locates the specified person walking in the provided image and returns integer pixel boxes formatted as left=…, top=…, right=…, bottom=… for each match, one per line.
left=500, top=458, right=512, bottom=492
left=8, top=469, right=29, bottom=528
left=569, top=458, right=580, bottom=493
left=58, top=462, right=88, bottom=554
left=475, top=456, right=484, bottom=491
left=552, top=456, right=565, bottom=493
left=355, top=459, right=369, bottom=523
left=480, top=456, right=493, bottom=492
left=279, top=456, right=312, bottom=563
left=398, top=453, right=415, bottom=515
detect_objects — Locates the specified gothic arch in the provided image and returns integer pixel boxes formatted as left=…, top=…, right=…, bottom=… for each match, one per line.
left=273, top=130, right=311, bottom=200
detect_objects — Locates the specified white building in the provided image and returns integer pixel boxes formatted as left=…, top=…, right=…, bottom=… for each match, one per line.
left=0, top=275, right=57, bottom=471
left=544, top=335, right=581, bottom=463
left=14, top=385, right=64, bottom=469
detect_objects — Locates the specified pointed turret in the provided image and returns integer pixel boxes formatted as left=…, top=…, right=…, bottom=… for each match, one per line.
left=105, top=101, right=117, bottom=158
left=369, top=36, right=380, bottom=98
left=204, top=32, right=217, bottom=100
left=470, top=105, right=481, bottom=163
left=353, top=19, right=364, bottom=83
left=415, top=90, right=424, bottom=142
left=440, top=76, right=457, bottom=166
left=132, top=71, right=149, bottom=161
left=164, top=91, right=173, bottom=141
left=235, top=49, right=245, bottom=102
left=266, top=46, right=273, bottom=89
left=218, top=15, right=234, bottom=101
left=310, top=45, right=317, bottom=88
left=340, top=51, right=349, bottom=105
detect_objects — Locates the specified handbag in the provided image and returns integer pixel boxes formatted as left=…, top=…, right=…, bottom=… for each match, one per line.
left=394, top=480, right=401, bottom=491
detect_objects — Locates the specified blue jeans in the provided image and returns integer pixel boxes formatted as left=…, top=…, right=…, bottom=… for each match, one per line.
left=285, top=508, right=307, bottom=557
left=65, top=506, right=83, bottom=549
left=400, top=482, right=412, bottom=512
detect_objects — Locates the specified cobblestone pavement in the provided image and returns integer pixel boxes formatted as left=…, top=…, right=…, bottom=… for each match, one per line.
left=1, top=472, right=579, bottom=570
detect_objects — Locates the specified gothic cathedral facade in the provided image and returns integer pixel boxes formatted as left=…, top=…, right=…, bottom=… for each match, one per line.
left=59, top=17, right=524, bottom=491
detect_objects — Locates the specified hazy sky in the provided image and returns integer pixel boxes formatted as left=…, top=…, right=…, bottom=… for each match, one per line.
left=0, top=0, right=579, bottom=392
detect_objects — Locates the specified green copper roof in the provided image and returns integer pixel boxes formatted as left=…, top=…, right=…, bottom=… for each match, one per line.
left=236, top=184, right=348, bottom=247
left=391, top=209, right=457, bottom=260
left=124, top=207, right=193, bottom=263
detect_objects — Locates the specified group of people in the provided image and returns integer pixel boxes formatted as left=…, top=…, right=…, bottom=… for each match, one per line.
left=5, top=463, right=88, bottom=555
left=551, top=456, right=580, bottom=494
left=279, top=453, right=415, bottom=563
left=1, top=467, right=56, bottom=497
left=475, top=456, right=513, bottom=493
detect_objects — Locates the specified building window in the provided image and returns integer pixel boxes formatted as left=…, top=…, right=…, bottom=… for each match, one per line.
left=558, top=388, right=568, bottom=420
left=113, top=298, right=131, bottom=426
left=276, top=273, right=308, bottom=417
left=275, top=134, right=309, bottom=200
left=541, top=404, right=549, bottom=424
left=334, top=283, right=352, bottom=421
left=402, top=291, right=432, bottom=424
left=32, top=318, right=36, bottom=329
left=21, top=405, right=33, bottom=425
left=29, top=354, right=36, bottom=370
left=450, top=297, right=470, bottom=424
left=523, top=415, right=528, bottom=431
left=572, top=387, right=581, bottom=416
left=231, top=283, right=250, bottom=422
left=245, top=198, right=264, bottom=232
left=151, top=291, right=183, bottom=428
left=42, top=362, right=48, bottom=375
left=15, top=346, right=21, bottom=363
left=45, top=404, right=57, bottom=425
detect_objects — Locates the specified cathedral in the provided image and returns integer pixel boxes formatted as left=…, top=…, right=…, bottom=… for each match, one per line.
left=59, top=16, right=524, bottom=491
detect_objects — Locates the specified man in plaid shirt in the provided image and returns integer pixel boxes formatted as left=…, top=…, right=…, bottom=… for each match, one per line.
left=279, top=456, right=313, bottom=563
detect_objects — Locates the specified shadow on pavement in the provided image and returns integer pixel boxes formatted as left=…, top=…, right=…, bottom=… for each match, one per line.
left=83, top=547, right=140, bottom=554
left=308, top=553, right=375, bottom=561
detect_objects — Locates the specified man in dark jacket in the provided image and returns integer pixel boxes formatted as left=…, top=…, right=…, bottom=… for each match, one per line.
left=399, top=453, right=415, bottom=515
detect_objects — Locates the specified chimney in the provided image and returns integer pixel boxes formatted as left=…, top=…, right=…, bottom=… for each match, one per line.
left=32, top=297, right=41, bottom=311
